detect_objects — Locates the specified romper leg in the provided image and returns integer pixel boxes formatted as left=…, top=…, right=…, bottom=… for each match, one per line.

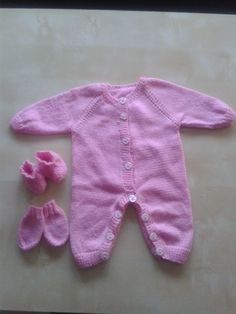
left=69, top=191, right=128, bottom=268
left=134, top=178, right=194, bottom=264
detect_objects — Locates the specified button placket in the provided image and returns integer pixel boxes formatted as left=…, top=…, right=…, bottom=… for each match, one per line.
left=122, top=137, right=130, bottom=145
left=119, top=97, right=127, bottom=104
left=120, top=112, right=128, bottom=121
left=124, top=161, right=133, bottom=170
left=147, top=229, right=165, bottom=257
left=118, top=103, right=135, bottom=192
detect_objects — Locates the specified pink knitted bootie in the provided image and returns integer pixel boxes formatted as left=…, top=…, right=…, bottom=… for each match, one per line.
left=42, top=200, right=69, bottom=247
left=20, top=160, right=47, bottom=194
left=35, top=151, right=67, bottom=183
left=17, top=205, right=44, bottom=250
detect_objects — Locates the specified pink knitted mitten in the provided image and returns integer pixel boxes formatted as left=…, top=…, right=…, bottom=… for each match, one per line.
left=20, top=160, right=47, bottom=194
left=17, top=200, right=69, bottom=250
left=35, top=151, right=67, bottom=183
left=43, top=200, right=69, bottom=247
left=17, top=205, right=44, bottom=250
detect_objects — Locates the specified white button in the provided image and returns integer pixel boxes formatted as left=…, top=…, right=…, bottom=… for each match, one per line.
left=141, top=212, right=149, bottom=222
left=149, top=232, right=158, bottom=241
left=122, top=137, right=130, bottom=145
left=120, top=112, right=128, bottom=121
left=119, top=97, right=126, bottom=104
left=106, top=232, right=114, bottom=241
left=102, top=251, right=110, bottom=260
left=114, top=210, right=122, bottom=219
left=156, top=247, right=164, bottom=256
left=128, top=194, right=137, bottom=203
left=124, top=161, right=133, bottom=170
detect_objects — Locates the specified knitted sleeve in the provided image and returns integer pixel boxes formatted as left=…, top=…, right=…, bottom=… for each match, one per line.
left=10, top=84, right=99, bottom=135
left=145, top=77, right=236, bottom=128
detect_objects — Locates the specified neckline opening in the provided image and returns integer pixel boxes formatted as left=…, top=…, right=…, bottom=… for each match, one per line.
left=102, top=77, right=145, bottom=104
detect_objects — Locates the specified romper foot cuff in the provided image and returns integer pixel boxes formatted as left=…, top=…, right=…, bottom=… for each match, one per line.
left=153, top=245, right=191, bottom=264
left=72, top=249, right=110, bottom=268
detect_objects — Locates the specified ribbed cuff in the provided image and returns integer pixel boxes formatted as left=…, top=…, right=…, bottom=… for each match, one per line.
left=72, top=249, right=110, bottom=268
left=30, top=206, right=43, bottom=220
left=221, top=108, right=236, bottom=126
left=155, top=245, right=191, bottom=264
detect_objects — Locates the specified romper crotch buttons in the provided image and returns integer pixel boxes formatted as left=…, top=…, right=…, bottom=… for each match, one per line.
left=101, top=251, right=110, bottom=260
left=128, top=194, right=137, bottom=203
left=141, top=212, right=149, bottom=222
left=114, top=210, right=122, bottom=219
left=149, top=232, right=158, bottom=241
left=156, top=247, right=164, bottom=257
left=106, top=231, right=115, bottom=241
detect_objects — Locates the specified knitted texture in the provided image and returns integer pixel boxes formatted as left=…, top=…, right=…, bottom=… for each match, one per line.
left=17, top=200, right=69, bottom=250
left=35, top=150, right=67, bottom=183
left=17, top=205, right=44, bottom=250
left=11, top=76, right=236, bottom=267
left=20, top=160, right=47, bottom=194
left=43, top=200, right=69, bottom=246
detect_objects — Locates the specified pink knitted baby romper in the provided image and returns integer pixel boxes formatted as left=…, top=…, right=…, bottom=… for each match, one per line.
left=10, top=76, right=236, bottom=268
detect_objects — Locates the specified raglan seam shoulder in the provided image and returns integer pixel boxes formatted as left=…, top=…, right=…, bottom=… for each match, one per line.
left=142, top=79, right=181, bottom=129
left=71, top=97, right=101, bottom=132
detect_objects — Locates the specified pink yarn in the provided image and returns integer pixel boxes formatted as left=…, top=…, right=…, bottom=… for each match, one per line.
left=11, top=77, right=236, bottom=267
left=43, top=200, right=69, bottom=247
left=20, top=160, right=47, bottom=194
left=17, top=200, right=69, bottom=250
left=17, top=205, right=44, bottom=250
left=35, top=150, right=67, bottom=183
